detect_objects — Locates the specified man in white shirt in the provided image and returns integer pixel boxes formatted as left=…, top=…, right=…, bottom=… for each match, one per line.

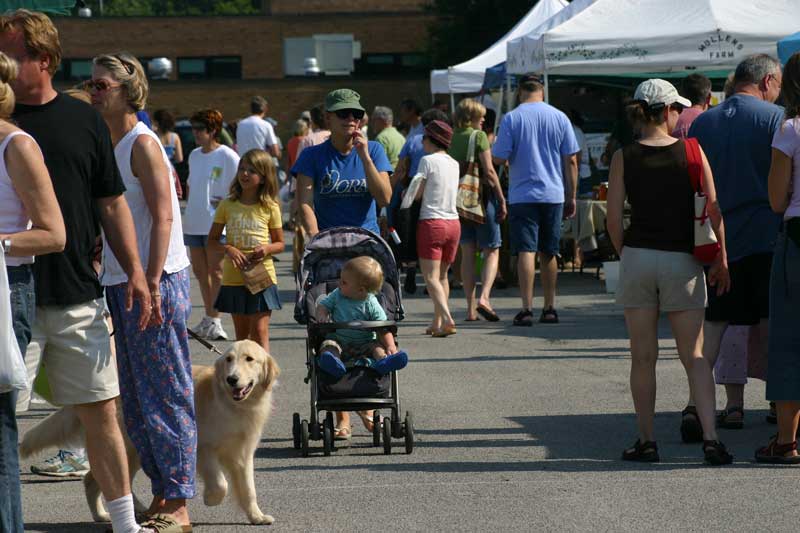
left=236, top=96, right=281, bottom=158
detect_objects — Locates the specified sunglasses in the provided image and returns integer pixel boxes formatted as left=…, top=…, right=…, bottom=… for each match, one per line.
left=334, top=109, right=365, bottom=120
left=84, top=79, right=121, bottom=93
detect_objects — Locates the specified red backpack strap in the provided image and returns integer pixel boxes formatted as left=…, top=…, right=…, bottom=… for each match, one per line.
left=684, top=137, right=703, bottom=193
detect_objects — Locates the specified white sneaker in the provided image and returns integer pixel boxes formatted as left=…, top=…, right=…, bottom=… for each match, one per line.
left=205, top=320, right=228, bottom=341
left=192, top=316, right=211, bottom=337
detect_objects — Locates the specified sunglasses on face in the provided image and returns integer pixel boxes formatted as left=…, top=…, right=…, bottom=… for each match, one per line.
left=84, top=79, right=121, bottom=93
left=334, top=109, right=365, bottom=121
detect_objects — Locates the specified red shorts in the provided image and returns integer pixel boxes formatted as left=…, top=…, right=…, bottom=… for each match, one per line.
left=417, top=218, right=461, bottom=264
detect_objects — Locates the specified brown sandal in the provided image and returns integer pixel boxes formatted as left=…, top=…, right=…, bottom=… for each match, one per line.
left=755, top=436, right=800, bottom=464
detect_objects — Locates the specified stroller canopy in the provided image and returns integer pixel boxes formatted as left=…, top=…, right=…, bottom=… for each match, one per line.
left=294, top=227, right=404, bottom=324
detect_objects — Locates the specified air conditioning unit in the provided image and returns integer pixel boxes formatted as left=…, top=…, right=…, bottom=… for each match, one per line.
left=284, top=34, right=362, bottom=76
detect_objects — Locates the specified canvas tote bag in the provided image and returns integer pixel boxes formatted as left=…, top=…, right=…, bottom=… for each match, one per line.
left=0, top=248, right=28, bottom=393
left=456, top=130, right=486, bottom=224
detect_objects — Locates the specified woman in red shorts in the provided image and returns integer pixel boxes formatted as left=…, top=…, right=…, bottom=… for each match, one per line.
left=413, top=120, right=461, bottom=337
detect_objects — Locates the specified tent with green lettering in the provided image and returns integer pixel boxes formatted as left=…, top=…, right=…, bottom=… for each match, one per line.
left=508, top=0, right=799, bottom=76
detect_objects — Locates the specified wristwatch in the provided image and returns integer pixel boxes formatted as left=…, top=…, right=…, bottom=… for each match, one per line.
left=2, top=238, right=10, bottom=254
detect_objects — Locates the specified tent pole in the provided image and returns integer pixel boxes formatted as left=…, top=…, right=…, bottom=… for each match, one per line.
left=544, top=70, right=550, bottom=103
left=506, top=73, right=513, bottom=111
left=450, top=92, right=455, bottom=115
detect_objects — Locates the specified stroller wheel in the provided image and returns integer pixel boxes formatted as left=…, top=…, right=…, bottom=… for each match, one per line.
left=322, top=421, right=332, bottom=457
left=325, top=412, right=336, bottom=451
left=292, top=413, right=301, bottom=450
left=300, top=420, right=310, bottom=457
left=372, top=413, right=382, bottom=447
left=382, top=416, right=392, bottom=455
left=404, top=412, right=414, bottom=455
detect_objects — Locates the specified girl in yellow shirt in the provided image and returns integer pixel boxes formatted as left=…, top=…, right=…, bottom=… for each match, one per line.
left=209, top=149, right=284, bottom=351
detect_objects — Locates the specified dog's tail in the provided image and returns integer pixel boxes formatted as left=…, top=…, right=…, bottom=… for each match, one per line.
left=19, top=406, right=84, bottom=459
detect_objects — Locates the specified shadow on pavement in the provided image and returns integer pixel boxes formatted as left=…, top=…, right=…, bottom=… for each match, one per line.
left=24, top=523, right=105, bottom=532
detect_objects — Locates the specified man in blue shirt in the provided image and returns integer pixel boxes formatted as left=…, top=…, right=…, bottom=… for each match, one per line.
left=686, top=54, right=783, bottom=433
left=293, top=89, right=393, bottom=237
left=492, top=75, right=579, bottom=326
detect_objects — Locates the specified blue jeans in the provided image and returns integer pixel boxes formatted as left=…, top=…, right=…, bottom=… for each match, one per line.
left=1, top=265, right=34, bottom=533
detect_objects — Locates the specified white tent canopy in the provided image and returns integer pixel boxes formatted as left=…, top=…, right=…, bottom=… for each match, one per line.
left=508, top=0, right=800, bottom=76
left=429, top=0, right=567, bottom=94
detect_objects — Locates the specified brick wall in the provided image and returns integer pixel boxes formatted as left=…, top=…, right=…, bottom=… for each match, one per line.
left=266, top=0, right=427, bottom=14
left=53, top=13, right=434, bottom=80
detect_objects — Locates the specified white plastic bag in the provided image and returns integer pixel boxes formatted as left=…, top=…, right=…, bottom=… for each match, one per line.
left=0, top=248, right=27, bottom=393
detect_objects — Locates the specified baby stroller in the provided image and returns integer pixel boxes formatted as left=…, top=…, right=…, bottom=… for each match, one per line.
left=292, top=226, right=414, bottom=457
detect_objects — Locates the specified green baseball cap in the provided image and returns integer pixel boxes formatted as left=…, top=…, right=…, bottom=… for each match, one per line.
left=325, top=88, right=365, bottom=112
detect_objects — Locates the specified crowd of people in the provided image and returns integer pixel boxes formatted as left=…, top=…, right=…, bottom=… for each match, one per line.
left=0, top=7, right=799, bottom=532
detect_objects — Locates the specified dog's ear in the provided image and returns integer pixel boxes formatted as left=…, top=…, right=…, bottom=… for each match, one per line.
left=263, top=354, right=280, bottom=390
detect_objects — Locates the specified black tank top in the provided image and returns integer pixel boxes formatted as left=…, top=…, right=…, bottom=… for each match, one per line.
left=622, top=140, right=694, bottom=254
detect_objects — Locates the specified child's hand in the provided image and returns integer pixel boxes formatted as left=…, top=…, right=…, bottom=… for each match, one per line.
left=226, top=246, right=248, bottom=270
left=249, top=244, right=268, bottom=262
left=316, top=305, right=330, bottom=323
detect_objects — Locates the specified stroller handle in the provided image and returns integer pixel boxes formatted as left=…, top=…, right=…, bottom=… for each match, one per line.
left=310, top=320, right=397, bottom=334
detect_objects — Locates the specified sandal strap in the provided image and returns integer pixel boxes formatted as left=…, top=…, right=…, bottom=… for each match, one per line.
left=767, top=437, right=797, bottom=455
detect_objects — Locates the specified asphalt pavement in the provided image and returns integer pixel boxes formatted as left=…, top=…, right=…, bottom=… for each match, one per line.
left=17, top=244, right=798, bottom=532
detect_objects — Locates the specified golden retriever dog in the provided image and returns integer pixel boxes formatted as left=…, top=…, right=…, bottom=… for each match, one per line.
left=20, top=339, right=280, bottom=526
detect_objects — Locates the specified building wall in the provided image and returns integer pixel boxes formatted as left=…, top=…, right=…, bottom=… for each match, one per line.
left=266, top=0, right=427, bottom=14
left=52, top=13, right=434, bottom=80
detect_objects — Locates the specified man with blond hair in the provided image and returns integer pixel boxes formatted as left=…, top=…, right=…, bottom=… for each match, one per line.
left=0, top=10, right=151, bottom=533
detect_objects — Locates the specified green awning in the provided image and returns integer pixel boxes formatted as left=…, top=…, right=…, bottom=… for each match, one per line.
left=0, top=1, right=76, bottom=15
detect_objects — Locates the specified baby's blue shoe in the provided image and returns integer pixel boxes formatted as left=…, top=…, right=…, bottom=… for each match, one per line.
left=318, top=351, right=346, bottom=378
left=372, top=351, right=408, bottom=375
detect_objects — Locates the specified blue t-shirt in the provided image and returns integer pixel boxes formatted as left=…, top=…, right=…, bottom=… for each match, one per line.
left=399, top=134, right=425, bottom=177
left=320, top=288, right=387, bottom=346
left=492, top=102, right=579, bottom=204
left=291, top=139, right=393, bottom=234
left=688, top=94, right=783, bottom=261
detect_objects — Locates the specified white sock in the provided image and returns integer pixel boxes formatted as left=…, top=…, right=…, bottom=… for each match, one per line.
left=212, top=317, right=222, bottom=325
left=106, top=494, right=140, bottom=533
left=65, top=447, right=86, bottom=458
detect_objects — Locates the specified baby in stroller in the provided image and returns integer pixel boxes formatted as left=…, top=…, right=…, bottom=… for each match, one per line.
left=316, top=256, right=408, bottom=378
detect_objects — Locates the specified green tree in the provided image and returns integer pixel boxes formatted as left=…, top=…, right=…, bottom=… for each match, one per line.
left=426, top=0, right=544, bottom=68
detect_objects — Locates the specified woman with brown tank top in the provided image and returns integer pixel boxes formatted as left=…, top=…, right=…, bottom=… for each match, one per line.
left=607, top=79, right=733, bottom=465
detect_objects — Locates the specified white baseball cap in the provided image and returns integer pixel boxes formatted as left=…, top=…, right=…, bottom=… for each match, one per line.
left=633, top=79, right=692, bottom=108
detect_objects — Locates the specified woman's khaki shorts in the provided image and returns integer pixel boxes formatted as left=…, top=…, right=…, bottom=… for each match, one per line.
left=616, top=247, right=707, bottom=312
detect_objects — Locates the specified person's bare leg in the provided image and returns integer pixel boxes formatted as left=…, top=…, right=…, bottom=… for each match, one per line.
left=155, top=498, right=190, bottom=526
left=538, top=252, right=558, bottom=310
left=624, top=307, right=660, bottom=442
left=776, top=401, right=800, bottom=447
left=670, top=309, right=719, bottom=441
left=250, top=312, right=272, bottom=353
left=477, top=247, right=499, bottom=311
left=687, top=320, right=728, bottom=407
left=231, top=314, right=249, bottom=341
left=205, top=245, right=225, bottom=319
left=189, top=246, right=211, bottom=317
left=460, top=243, right=477, bottom=319
left=420, top=258, right=454, bottom=328
left=74, top=399, right=131, bottom=501
left=517, top=251, right=536, bottom=310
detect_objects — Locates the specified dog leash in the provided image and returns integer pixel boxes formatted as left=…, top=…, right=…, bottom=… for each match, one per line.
left=187, top=327, right=225, bottom=356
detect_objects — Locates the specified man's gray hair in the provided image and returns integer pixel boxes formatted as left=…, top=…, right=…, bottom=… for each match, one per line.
left=734, top=54, right=781, bottom=86
left=372, top=106, right=393, bottom=124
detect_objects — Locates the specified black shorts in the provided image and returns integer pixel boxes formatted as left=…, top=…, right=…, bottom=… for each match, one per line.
left=705, top=253, right=772, bottom=326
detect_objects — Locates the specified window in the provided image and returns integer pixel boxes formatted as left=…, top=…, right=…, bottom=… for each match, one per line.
left=354, top=53, right=429, bottom=76
left=178, top=56, right=241, bottom=80
left=53, top=58, right=93, bottom=82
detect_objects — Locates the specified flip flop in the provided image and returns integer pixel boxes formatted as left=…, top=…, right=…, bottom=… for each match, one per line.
left=431, top=325, right=457, bottom=337
left=334, top=426, right=351, bottom=440
left=464, top=317, right=480, bottom=322
left=476, top=305, right=500, bottom=322
left=357, top=411, right=374, bottom=432
left=140, top=513, right=192, bottom=533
